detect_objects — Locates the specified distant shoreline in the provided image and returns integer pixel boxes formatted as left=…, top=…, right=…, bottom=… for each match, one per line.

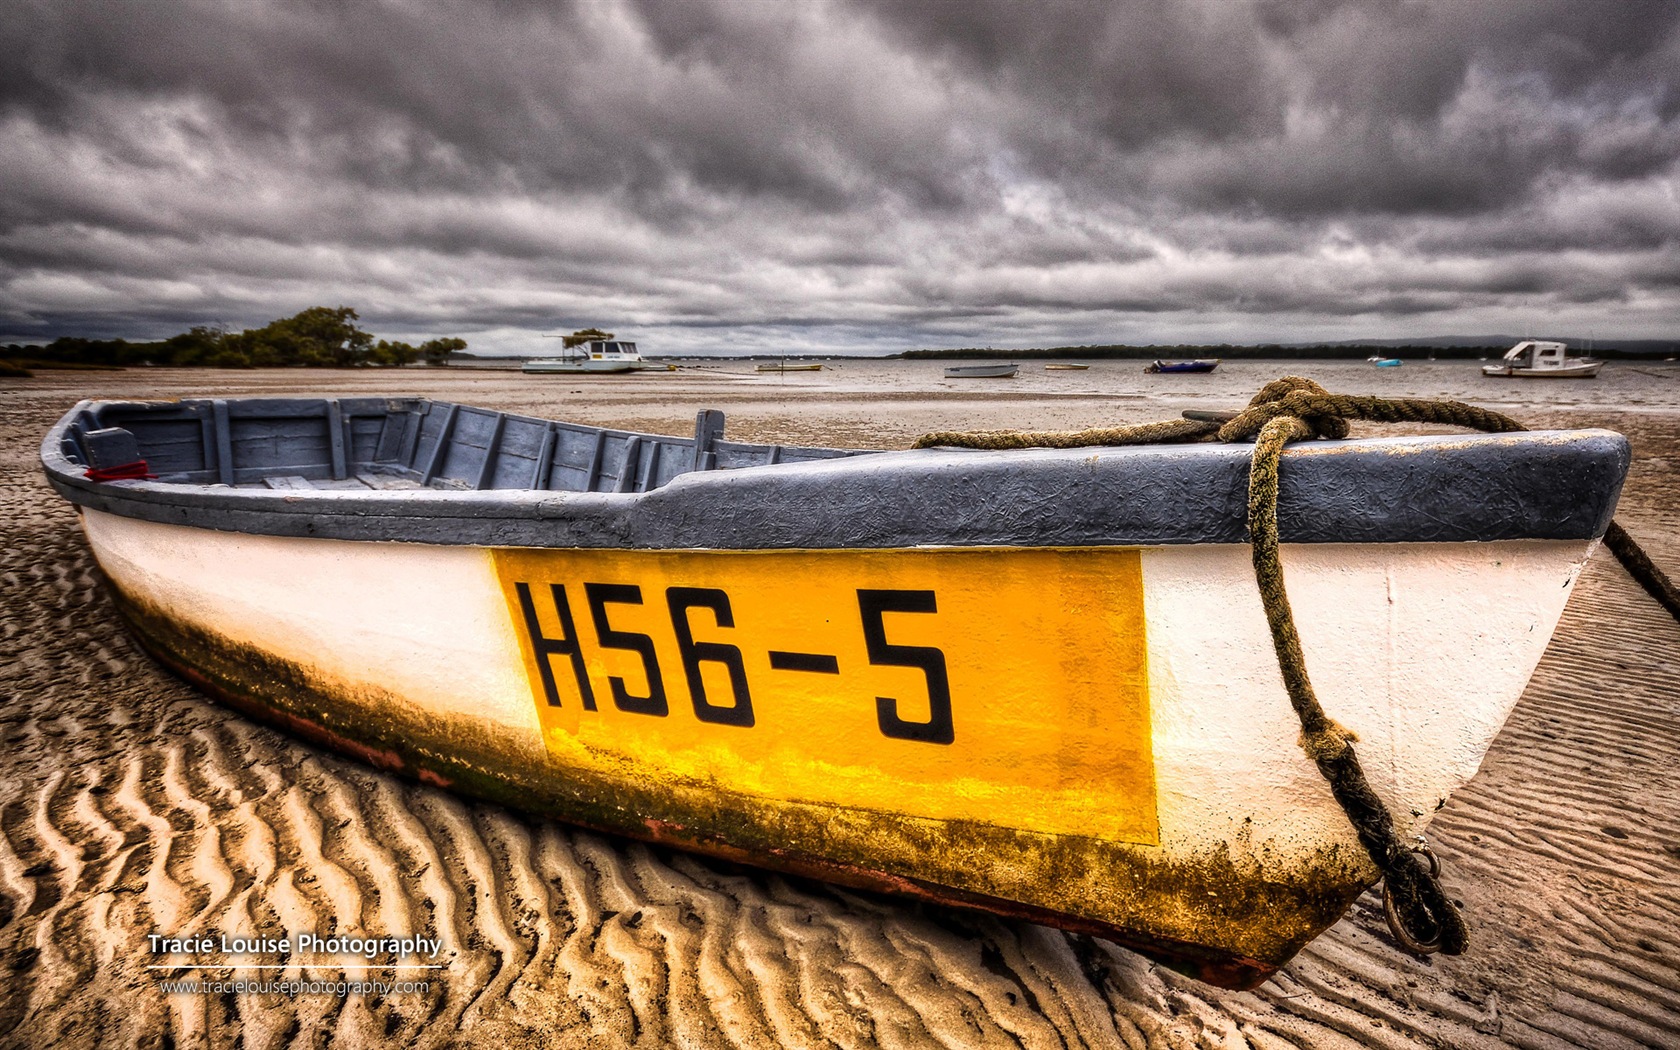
left=520, top=342, right=1680, bottom=364
left=10, top=344, right=1678, bottom=376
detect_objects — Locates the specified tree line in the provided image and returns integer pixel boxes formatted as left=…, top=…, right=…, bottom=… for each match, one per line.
left=1, top=307, right=466, bottom=372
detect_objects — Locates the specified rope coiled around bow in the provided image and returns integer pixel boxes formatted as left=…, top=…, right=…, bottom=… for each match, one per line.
left=1234, top=381, right=1470, bottom=954
left=915, top=376, right=1680, bottom=957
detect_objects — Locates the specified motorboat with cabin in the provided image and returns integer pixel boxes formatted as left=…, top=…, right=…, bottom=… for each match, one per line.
left=524, top=337, right=655, bottom=375
left=1482, top=340, right=1603, bottom=378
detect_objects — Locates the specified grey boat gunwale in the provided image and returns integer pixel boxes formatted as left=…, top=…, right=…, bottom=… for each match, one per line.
left=42, top=396, right=1629, bottom=551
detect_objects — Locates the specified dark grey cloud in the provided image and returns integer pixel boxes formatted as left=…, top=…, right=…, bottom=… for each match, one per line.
left=2, top=0, right=1678, bottom=353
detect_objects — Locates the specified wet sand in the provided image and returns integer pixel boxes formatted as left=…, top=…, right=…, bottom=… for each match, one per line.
left=2, top=363, right=1677, bottom=1049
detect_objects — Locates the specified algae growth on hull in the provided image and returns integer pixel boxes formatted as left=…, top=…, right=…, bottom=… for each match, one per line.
left=96, top=527, right=1371, bottom=989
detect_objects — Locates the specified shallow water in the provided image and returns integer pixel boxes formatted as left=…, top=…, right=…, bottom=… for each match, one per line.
left=684, top=356, right=1680, bottom=415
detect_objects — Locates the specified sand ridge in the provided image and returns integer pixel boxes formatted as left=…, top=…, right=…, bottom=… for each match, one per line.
left=1, top=364, right=1677, bottom=1048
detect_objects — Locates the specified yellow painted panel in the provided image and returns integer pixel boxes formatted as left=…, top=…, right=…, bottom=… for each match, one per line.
left=491, top=547, right=1157, bottom=845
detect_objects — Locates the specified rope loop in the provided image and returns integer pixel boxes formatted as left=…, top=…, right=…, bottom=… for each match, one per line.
left=909, top=376, right=1675, bottom=960
left=1221, top=376, right=1351, bottom=441
left=1382, top=841, right=1463, bottom=955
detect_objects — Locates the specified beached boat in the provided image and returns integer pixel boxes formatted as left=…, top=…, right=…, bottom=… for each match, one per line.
left=944, top=363, right=1019, bottom=378
left=756, top=362, right=824, bottom=372
left=1044, top=363, right=1090, bottom=370
left=523, top=338, right=655, bottom=374
left=42, top=396, right=1628, bottom=987
left=1145, top=359, right=1220, bottom=374
left=1482, top=340, right=1603, bottom=378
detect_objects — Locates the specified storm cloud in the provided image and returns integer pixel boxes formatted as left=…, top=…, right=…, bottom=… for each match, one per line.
left=2, top=0, right=1677, bottom=353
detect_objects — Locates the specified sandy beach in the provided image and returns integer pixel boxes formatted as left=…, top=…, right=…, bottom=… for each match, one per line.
left=2, top=361, right=1677, bottom=1049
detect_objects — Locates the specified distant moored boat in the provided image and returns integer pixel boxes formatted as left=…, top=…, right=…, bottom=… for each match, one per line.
left=1482, top=340, right=1603, bottom=378
left=944, top=363, right=1019, bottom=378
left=524, top=338, right=657, bottom=374
left=1145, top=359, right=1220, bottom=374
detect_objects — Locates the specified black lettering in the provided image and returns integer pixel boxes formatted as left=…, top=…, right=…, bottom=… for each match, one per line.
left=666, top=587, right=754, bottom=727
left=584, top=583, right=667, bottom=716
left=514, top=582, right=596, bottom=710
left=768, top=651, right=840, bottom=674
left=857, top=589, right=954, bottom=744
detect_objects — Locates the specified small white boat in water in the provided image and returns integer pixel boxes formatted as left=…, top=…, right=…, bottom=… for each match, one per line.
left=1483, top=340, right=1603, bottom=378
left=524, top=338, right=654, bottom=374
left=944, top=363, right=1019, bottom=378
left=41, top=395, right=1629, bottom=987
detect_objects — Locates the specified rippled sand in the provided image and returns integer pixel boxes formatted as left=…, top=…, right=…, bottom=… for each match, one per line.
left=2, top=363, right=1677, bottom=1048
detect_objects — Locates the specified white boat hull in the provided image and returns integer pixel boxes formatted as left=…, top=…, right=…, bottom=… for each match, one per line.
left=522, top=359, right=642, bottom=374
left=44, top=394, right=1628, bottom=986
left=1482, top=361, right=1604, bottom=377
left=77, top=506, right=1597, bottom=981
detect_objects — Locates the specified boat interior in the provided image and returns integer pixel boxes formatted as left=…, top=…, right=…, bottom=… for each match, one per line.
left=56, top=397, right=856, bottom=493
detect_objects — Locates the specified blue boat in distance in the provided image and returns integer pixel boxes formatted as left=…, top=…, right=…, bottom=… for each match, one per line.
left=1145, top=359, right=1220, bottom=374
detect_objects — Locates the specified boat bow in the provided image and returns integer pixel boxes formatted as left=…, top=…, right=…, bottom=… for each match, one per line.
left=40, top=394, right=1631, bottom=986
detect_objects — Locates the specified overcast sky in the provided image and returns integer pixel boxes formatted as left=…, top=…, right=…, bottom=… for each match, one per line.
left=3, top=0, right=1678, bottom=355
